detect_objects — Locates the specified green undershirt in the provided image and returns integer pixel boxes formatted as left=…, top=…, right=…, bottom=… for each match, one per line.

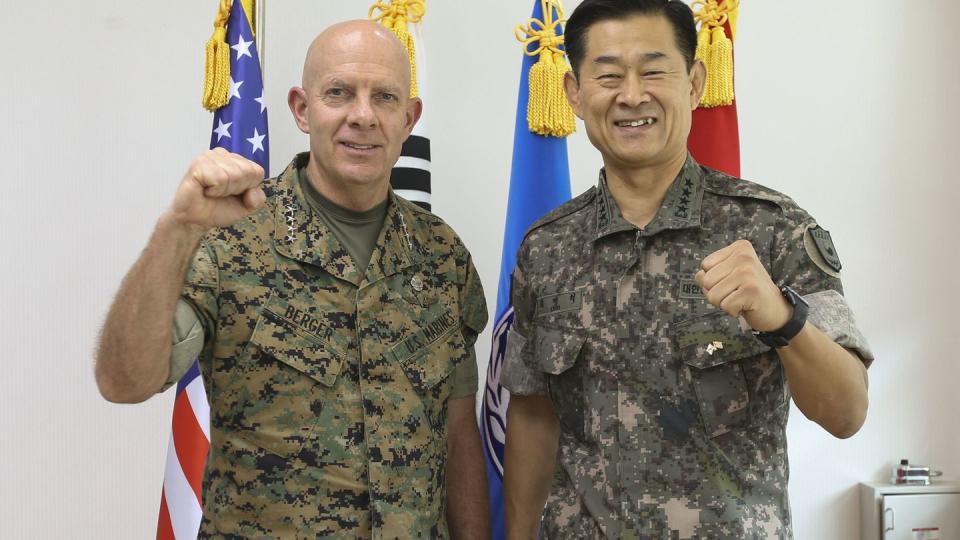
left=300, top=169, right=388, bottom=274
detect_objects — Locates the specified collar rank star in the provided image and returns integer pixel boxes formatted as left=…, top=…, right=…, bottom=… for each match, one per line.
left=285, top=202, right=296, bottom=243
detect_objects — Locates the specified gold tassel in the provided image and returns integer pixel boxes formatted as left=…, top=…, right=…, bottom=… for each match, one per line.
left=516, top=0, right=576, bottom=138
left=691, top=0, right=738, bottom=108
left=705, top=26, right=734, bottom=107
left=369, top=0, right=425, bottom=98
left=202, top=0, right=233, bottom=112
left=696, top=26, right=710, bottom=74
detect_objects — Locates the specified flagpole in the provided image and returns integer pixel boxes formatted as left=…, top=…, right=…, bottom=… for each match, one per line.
left=255, top=0, right=266, bottom=79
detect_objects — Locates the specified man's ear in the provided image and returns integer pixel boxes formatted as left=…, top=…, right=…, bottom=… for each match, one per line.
left=563, top=70, right=584, bottom=119
left=689, top=59, right=707, bottom=110
left=288, top=86, right=310, bottom=134
left=405, top=96, right=423, bottom=135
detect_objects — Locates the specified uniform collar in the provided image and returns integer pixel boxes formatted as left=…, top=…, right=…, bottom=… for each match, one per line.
left=594, top=154, right=705, bottom=241
left=366, top=190, right=423, bottom=283
left=273, top=153, right=422, bottom=286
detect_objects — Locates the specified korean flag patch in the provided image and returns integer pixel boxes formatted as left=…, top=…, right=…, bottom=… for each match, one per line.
left=804, top=225, right=842, bottom=276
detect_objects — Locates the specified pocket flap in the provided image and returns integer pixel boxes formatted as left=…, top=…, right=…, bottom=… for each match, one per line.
left=250, top=309, right=344, bottom=387
left=390, top=305, right=463, bottom=392
left=402, top=329, right=466, bottom=393
left=534, top=326, right=587, bottom=375
left=675, top=311, right=770, bottom=370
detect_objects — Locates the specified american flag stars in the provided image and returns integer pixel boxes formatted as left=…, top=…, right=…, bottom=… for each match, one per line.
left=247, top=127, right=266, bottom=154
left=213, top=119, right=231, bottom=141
left=209, top=18, right=269, bottom=174
left=231, top=35, right=254, bottom=60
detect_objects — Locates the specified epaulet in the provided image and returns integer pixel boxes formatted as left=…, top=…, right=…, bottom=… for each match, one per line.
left=260, top=172, right=283, bottom=201
left=393, top=193, right=448, bottom=229
left=396, top=194, right=436, bottom=218
left=525, top=187, right=597, bottom=237
left=700, top=166, right=802, bottom=215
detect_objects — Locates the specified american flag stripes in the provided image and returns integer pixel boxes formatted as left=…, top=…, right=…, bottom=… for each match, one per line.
left=157, top=0, right=268, bottom=537
left=157, top=363, right=210, bottom=540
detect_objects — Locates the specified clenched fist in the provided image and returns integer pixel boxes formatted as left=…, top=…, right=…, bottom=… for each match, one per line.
left=165, top=148, right=266, bottom=230
left=694, top=239, right=792, bottom=333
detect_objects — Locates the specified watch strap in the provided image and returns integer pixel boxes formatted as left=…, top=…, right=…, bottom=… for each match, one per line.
left=754, top=286, right=809, bottom=348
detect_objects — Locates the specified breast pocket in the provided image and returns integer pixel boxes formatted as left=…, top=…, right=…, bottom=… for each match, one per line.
left=534, top=324, right=588, bottom=442
left=228, top=307, right=345, bottom=457
left=674, top=312, right=771, bottom=438
left=389, top=303, right=465, bottom=429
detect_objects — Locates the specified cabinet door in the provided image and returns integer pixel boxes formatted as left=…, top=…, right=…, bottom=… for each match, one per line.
left=883, top=493, right=960, bottom=540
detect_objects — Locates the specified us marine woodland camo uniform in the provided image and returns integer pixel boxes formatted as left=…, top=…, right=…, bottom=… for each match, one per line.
left=172, top=153, right=487, bottom=538
left=501, top=157, right=873, bottom=539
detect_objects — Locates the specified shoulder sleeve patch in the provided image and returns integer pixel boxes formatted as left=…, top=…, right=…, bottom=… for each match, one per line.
left=804, top=225, right=842, bottom=276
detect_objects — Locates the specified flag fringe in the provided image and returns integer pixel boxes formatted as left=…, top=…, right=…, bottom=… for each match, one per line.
left=202, top=0, right=233, bottom=112
left=692, top=0, right=738, bottom=108
left=515, top=0, right=575, bottom=138
left=369, top=0, right=426, bottom=99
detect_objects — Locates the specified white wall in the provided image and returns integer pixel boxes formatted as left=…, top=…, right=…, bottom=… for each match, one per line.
left=1, top=1, right=957, bottom=538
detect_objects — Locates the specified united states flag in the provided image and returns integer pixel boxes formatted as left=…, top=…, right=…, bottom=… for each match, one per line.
left=157, top=0, right=268, bottom=538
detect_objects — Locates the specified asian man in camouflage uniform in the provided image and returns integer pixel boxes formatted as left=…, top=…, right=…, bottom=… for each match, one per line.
left=96, top=21, right=490, bottom=538
left=500, top=1, right=873, bottom=538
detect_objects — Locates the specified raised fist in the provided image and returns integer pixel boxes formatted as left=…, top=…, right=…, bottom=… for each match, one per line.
left=695, top=239, right=792, bottom=333
left=166, top=147, right=266, bottom=230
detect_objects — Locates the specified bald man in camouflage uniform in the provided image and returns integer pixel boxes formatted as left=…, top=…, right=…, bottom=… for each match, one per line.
left=97, top=21, right=489, bottom=538
left=501, top=1, right=872, bottom=539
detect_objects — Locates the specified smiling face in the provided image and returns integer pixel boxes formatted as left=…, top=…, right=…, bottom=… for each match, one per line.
left=289, top=21, right=421, bottom=207
left=564, top=14, right=705, bottom=178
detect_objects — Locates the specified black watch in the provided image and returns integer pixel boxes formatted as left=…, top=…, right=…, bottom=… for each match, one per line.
left=753, top=286, right=809, bottom=348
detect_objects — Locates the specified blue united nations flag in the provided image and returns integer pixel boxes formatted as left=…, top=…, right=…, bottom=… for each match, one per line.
left=480, top=1, right=572, bottom=537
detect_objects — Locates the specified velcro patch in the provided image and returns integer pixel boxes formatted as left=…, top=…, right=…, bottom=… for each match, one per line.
left=536, top=288, right=584, bottom=316
left=805, top=225, right=842, bottom=275
left=391, top=309, right=458, bottom=364
left=679, top=277, right=703, bottom=299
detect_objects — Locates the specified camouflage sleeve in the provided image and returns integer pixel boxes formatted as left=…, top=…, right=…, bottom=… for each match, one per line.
left=449, top=352, right=479, bottom=398
left=451, top=247, right=486, bottom=399
left=159, top=299, right=206, bottom=392
left=458, top=247, right=488, bottom=346
left=771, top=212, right=873, bottom=366
left=500, top=256, right=548, bottom=396
left=172, top=238, right=220, bottom=377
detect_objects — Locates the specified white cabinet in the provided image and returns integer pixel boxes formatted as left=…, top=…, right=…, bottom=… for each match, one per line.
left=860, top=482, right=960, bottom=540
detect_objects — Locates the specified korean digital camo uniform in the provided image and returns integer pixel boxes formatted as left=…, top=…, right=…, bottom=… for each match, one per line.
left=166, top=153, right=487, bottom=538
left=501, top=157, right=872, bottom=539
